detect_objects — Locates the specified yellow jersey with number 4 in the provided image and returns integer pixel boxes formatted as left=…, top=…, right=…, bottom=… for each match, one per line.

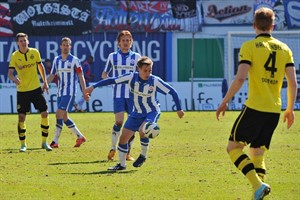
left=9, top=48, right=42, bottom=92
left=239, top=34, right=294, bottom=113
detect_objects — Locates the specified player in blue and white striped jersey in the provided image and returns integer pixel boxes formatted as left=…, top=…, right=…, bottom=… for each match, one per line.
left=102, top=30, right=141, bottom=162
left=86, top=56, right=184, bottom=171
left=47, top=37, right=89, bottom=148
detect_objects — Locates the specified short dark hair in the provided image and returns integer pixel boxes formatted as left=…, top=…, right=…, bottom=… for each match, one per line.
left=16, top=33, right=28, bottom=42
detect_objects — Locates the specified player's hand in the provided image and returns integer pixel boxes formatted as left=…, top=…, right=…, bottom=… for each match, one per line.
left=83, top=93, right=90, bottom=102
left=85, top=86, right=94, bottom=96
left=216, top=102, right=228, bottom=120
left=177, top=110, right=184, bottom=118
left=13, top=78, right=21, bottom=85
left=283, top=110, right=294, bottom=129
left=42, top=82, right=49, bottom=95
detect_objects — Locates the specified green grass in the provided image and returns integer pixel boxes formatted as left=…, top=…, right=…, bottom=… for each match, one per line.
left=0, top=111, right=299, bottom=200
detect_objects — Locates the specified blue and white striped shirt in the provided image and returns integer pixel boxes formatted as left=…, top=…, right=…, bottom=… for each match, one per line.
left=51, top=54, right=82, bottom=97
left=93, top=72, right=182, bottom=118
left=103, top=50, right=141, bottom=99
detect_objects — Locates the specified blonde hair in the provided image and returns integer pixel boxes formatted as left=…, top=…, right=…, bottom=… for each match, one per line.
left=61, top=37, right=72, bottom=45
left=117, top=30, right=133, bottom=43
left=137, top=56, right=153, bottom=69
left=254, top=7, right=275, bottom=31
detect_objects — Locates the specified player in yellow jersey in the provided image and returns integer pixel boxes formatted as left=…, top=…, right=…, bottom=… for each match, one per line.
left=8, top=33, right=52, bottom=152
left=216, top=8, right=297, bottom=200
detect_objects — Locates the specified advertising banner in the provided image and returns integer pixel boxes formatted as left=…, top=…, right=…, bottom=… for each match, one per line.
left=283, top=0, right=300, bottom=29
left=1, top=81, right=299, bottom=114
left=170, top=0, right=197, bottom=19
left=0, top=3, right=13, bottom=37
left=10, top=2, right=92, bottom=35
left=92, top=0, right=202, bottom=32
left=0, top=32, right=166, bottom=83
left=202, top=0, right=253, bottom=25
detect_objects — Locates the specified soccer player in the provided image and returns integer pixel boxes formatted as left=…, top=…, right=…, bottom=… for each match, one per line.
left=102, top=30, right=141, bottom=161
left=8, top=32, right=52, bottom=152
left=47, top=37, right=89, bottom=148
left=86, top=56, right=185, bottom=171
left=216, top=7, right=297, bottom=200
left=74, top=55, right=94, bottom=112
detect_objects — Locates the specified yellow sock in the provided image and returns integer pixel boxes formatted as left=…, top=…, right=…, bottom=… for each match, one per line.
left=251, top=155, right=266, bottom=182
left=229, top=148, right=262, bottom=190
left=18, top=122, right=26, bottom=145
left=41, top=117, right=49, bottom=143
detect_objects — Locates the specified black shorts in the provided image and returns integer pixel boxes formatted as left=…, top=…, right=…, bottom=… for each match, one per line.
left=229, top=106, right=280, bottom=149
left=17, top=87, right=48, bottom=114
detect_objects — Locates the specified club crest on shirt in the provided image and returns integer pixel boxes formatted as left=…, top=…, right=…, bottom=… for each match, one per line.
left=30, top=54, right=34, bottom=60
left=130, top=59, right=136, bottom=65
left=148, top=86, right=154, bottom=94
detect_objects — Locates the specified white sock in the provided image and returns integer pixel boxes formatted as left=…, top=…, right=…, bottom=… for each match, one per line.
left=118, top=143, right=128, bottom=167
left=69, top=126, right=83, bottom=138
left=53, top=127, right=62, bottom=143
left=111, top=131, right=120, bottom=150
left=140, top=138, right=149, bottom=157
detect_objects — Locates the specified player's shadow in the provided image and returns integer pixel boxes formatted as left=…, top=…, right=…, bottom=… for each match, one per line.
left=48, top=160, right=107, bottom=165
left=1, top=148, right=49, bottom=154
left=61, top=170, right=137, bottom=175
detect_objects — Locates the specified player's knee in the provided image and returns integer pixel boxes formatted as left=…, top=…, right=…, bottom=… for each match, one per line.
left=115, top=121, right=123, bottom=127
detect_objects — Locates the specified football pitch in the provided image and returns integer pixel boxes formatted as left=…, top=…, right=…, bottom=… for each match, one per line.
left=0, top=111, right=299, bottom=199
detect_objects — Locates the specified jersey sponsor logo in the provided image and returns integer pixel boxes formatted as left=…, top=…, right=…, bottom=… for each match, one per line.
left=113, top=65, right=135, bottom=71
left=130, top=88, right=153, bottom=97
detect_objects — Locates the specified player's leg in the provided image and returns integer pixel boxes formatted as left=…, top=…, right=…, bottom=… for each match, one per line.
left=64, top=96, right=86, bottom=147
left=227, top=107, right=271, bottom=199
left=108, top=98, right=124, bottom=160
left=16, top=91, right=30, bottom=152
left=50, top=96, right=63, bottom=147
left=108, top=116, right=142, bottom=171
left=250, top=149, right=266, bottom=182
left=125, top=98, right=135, bottom=161
left=32, top=88, right=52, bottom=151
left=18, top=113, right=27, bottom=152
left=133, top=111, right=160, bottom=168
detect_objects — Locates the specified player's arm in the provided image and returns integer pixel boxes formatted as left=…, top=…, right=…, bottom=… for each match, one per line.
left=77, top=68, right=89, bottom=101
left=156, top=79, right=184, bottom=118
left=8, top=68, right=20, bottom=85
left=37, top=62, right=49, bottom=94
left=85, top=77, right=116, bottom=95
left=47, top=74, right=56, bottom=84
left=168, top=88, right=184, bottom=118
left=216, top=63, right=249, bottom=120
left=283, top=66, right=297, bottom=129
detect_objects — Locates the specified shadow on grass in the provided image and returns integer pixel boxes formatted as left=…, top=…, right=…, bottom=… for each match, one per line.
left=60, top=170, right=137, bottom=175
left=48, top=160, right=107, bottom=165
left=0, top=148, right=48, bottom=154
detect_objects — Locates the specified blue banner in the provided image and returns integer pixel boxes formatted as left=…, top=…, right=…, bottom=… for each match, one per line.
left=284, top=0, right=300, bottom=29
left=0, top=32, right=166, bottom=83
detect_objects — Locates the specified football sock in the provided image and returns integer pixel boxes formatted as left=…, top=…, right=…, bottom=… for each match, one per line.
left=65, top=118, right=83, bottom=138
left=140, top=137, right=149, bottom=157
left=229, top=148, right=262, bottom=190
left=127, top=135, right=135, bottom=154
left=41, top=117, right=49, bottom=143
left=111, top=124, right=121, bottom=150
left=18, top=122, right=26, bottom=145
left=53, top=119, right=63, bottom=143
left=251, top=155, right=266, bottom=182
left=118, top=143, right=128, bottom=167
